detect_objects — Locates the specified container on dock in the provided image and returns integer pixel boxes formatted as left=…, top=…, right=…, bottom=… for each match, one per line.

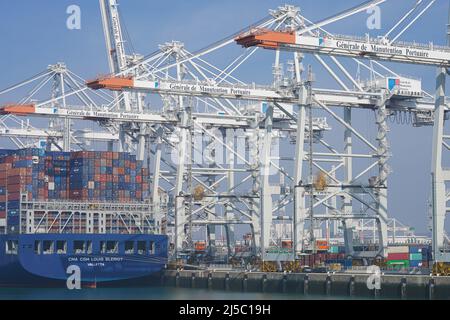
left=315, top=240, right=329, bottom=251
left=409, top=253, right=423, bottom=261
left=387, top=260, right=410, bottom=269
left=281, top=240, right=293, bottom=249
left=409, top=260, right=423, bottom=268
left=388, top=253, right=409, bottom=260
left=194, top=241, right=207, bottom=251
left=409, top=246, right=424, bottom=254
left=328, top=246, right=339, bottom=253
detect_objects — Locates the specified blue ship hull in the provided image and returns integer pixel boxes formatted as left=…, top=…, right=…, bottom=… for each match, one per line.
left=0, top=234, right=168, bottom=287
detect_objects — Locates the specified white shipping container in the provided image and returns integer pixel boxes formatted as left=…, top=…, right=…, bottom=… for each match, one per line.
left=387, top=246, right=409, bottom=254
left=48, top=182, right=55, bottom=191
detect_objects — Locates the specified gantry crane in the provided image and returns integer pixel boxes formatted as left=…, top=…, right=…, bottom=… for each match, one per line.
left=233, top=1, right=450, bottom=263
left=83, top=0, right=450, bottom=263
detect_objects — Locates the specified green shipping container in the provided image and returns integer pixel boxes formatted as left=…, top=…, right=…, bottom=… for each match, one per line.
left=409, top=253, right=422, bottom=261
left=387, top=260, right=410, bottom=267
left=329, top=246, right=339, bottom=253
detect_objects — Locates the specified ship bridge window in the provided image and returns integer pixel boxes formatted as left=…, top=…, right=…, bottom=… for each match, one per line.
left=149, top=241, right=155, bottom=255
left=100, top=241, right=106, bottom=254
left=6, top=240, right=18, bottom=255
left=74, top=241, right=86, bottom=254
left=125, top=241, right=134, bottom=254
left=86, top=241, right=93, bottom=254
left=43, top=241, right=54, bottom=255
left=106, top=241, right=118, bottom=254
left=56, top=241, right=67, bottom=254
left=34, top=241, right=41, bottom=254
left=137, top=241, right=146, bottom=255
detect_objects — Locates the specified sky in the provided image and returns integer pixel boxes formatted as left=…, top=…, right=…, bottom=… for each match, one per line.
left=0, top=0, right=449, bottom=235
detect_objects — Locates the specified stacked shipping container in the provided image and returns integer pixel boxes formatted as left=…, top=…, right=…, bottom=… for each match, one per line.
left=46, top=151, right=70, bottom=200
left=386, top=245, right=432, bottom=269
left=0, top=149, right=45, bottom=233
left=386, top=246, right=410, bottom=269
left=299, top=252, right=352, bottom=268
left=408, top=245, right=431, bottom=268
left=68, top=151, right=149, bottom=202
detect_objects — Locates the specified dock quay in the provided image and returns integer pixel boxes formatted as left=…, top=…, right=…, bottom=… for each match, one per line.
left=160, top=270, right=450, bottom=300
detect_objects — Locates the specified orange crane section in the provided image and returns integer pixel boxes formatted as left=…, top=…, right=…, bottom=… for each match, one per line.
left=235, top=29, right=296, bottom=49
left=86, top=76, right=134, bottom=91
left=0, top=104, right=36, bottom=115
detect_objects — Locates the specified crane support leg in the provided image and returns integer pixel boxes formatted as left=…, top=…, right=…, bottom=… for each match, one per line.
left=375, top=100, right=389, bottom=257
left=294, top=103, right=307, bottom=255
left=432, top=67, right=450, bottom=262
left=260, top=105, right=274, bottom=260
left=342, top=107, right=355, bottom=256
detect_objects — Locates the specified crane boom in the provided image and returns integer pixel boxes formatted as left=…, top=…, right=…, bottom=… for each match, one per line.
left=99, top=0, right=128, bottom=73
left=236, top=30, right=450, bottom=67
left=85, top=76, right=440, bottom=112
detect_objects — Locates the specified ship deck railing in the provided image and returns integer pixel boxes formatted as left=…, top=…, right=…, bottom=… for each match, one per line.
left=20, top=198, right=154, bottom=213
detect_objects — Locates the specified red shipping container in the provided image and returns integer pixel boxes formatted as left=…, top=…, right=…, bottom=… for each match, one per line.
left=70, top=190, right=81, bottom=197
left=7, top=192, right=20, bottom=201
left=388, top=253, right=409, bottom=260
left=8, top=177, right=31, bottom=185
left=7, top=184, right=23, bottom=193
left=8, top=168, right=31, bottom=176
left=0, top=211, right=5, bottom=219
left=0, top=163, right=12, bottom=171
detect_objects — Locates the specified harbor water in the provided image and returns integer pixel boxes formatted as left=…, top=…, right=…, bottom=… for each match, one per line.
left=0, top=286, right=377, bottom=300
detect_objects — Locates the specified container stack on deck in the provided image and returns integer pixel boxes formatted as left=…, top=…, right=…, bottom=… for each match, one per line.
left=0, top=148, right=150, bottom=233
left=45, top=151, right=71, bottom=200
left=69, top=151, right=149, bottom=202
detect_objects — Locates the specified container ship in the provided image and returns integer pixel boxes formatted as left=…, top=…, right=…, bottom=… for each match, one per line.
left=0, top=148, right=168, bottom=287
